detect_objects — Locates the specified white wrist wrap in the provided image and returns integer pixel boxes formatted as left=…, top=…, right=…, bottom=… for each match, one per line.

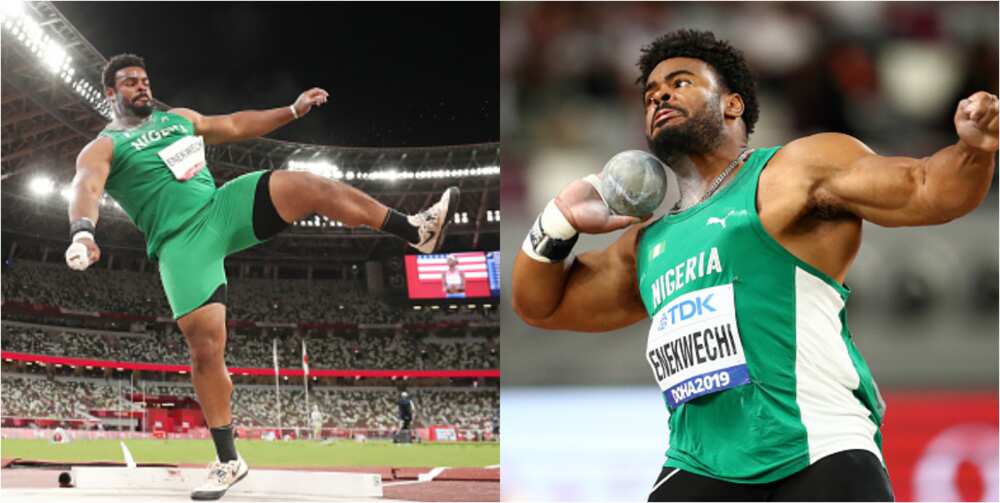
left=540, top=200, right=577, bottom=239
left=521, top=233, right=547, bottom=262
left=72, top=231, right=94, bottom=243
left=522, top=200, right=579, bottom=263
left=289, top=105, right=300, bottom=119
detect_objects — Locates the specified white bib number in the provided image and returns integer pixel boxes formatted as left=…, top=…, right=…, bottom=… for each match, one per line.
left=646, top=283, right=750, bottom=408
left=157, top=135, right=206, bottom=181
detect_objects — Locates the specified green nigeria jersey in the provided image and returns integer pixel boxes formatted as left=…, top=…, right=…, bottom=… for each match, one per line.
left=98, top=109, right=217, bottom=257
left=635, top=146, right=886, bottom=483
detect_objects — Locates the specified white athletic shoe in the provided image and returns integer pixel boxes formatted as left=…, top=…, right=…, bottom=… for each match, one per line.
left=408, top=186, right=460, bottom=254
left=190, top=457, right=249, bottom=501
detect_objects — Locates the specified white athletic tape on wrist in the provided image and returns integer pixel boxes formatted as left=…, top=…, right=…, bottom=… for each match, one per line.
left=65, top=241, right=91, bottom=271
left=522, top=200, right=579, bottom=263
left=582, top=174, right=611, bottom=208
left=540, top=200, right=577, bottom=239
left=289, top=105, right=300, bottom=119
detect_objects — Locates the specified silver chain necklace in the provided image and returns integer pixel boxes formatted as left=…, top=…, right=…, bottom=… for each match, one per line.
left=670, top=148, right=754, bottom=214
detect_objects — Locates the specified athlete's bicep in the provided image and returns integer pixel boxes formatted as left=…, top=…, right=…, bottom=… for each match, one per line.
left=70, top=137, right=113, bottom=221
left=73, top=138, right=112, bottom=192
left=169, top=107, right=236, bottom=144
left=513, top=226, right=648, bottom=332
left=793, top=133, right=943, bottom=227
left=556, top=244, right=648, bottom=331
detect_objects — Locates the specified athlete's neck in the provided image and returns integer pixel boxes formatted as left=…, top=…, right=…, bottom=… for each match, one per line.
left=111, top=113, right=150, bottom=130
left=668, top=137, right=747, bottom=210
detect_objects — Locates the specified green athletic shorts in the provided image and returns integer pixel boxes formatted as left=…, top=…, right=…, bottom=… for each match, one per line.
left=157, top=170, right=269, bottom=319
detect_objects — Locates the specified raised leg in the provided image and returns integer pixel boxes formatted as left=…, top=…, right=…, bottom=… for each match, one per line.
left=267, top=170, right=389, bottom=228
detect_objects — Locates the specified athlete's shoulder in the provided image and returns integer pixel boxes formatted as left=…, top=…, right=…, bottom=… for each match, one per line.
left=611, top=217, right=659, bottom=265
left=166, top=107, right=200, bottom=125
left=773, top=133, right=875, bottom=175
left=75, top=136, right=113, bottom=172
left=80, top=135, right=114, bottom=157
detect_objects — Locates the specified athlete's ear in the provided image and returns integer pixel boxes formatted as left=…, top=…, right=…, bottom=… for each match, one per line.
left=723, top=93, right=744, bottom=120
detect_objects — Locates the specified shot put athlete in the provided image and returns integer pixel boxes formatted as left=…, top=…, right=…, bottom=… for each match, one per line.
left=66, top=54, right=459, bottom=501
left=512, top=30, right=997, bottom=501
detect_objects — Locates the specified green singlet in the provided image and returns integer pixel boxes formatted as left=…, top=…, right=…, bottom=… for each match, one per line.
left=635, top=146, right=886, bottom=484
left=99, top=110, right=270, bottom=319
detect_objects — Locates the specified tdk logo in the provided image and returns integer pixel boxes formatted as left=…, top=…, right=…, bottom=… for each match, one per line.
left=658, top=293, right=716, bottom=330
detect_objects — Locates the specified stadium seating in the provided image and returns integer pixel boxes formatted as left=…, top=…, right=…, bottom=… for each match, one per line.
left=1, top=373, right=498, bottom=433
left=1, top=324, right=498, bottom=370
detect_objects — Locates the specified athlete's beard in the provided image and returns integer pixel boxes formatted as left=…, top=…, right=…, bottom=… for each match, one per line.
left=119, top=95, right=153, bottom=119
left=647, top=97, right=725, bottom=163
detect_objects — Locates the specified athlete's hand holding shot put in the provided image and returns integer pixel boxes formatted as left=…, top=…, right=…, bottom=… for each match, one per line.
left=512, top=30, right=997, bottom=502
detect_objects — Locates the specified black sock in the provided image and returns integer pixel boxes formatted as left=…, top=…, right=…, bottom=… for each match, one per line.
left=381, top=209, right=420, bottom=243
left=210, top=424, right=239, bottom=463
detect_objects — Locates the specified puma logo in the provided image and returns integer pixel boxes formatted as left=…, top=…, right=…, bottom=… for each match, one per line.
left=705, top=209, right=747, bottom=229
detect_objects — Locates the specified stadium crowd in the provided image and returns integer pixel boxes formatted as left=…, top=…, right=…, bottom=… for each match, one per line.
left=1, top=374, right=497, bottom=434
left=1, top=260, right=500, bottom=324
left=2, top=324, right=498, bottom=370
left=1, top=374, right=127, bottom=420
left=2, top=258, right=499, bottom=436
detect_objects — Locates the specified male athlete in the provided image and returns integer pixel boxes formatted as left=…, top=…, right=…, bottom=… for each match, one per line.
left=512, top=30, right=997, bottom=501
left=66, top=54, right=459, bottom=501
left=310, top=404, right=324, bottom=440
left=398, top=391, right=416, bottom=431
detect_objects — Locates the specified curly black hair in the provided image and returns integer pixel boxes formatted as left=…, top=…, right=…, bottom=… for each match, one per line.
left=102, top=53, right=146, bottom=89
left=637, top=30, right=759, bottom=137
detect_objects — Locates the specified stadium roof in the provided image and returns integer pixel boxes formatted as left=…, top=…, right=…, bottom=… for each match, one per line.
left=1, top=1, right=499, bottom=263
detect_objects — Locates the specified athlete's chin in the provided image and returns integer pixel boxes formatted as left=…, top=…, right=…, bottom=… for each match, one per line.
left=647, top=128, right=680, bottom=151
left=126, top=102, right=153, bottom=118
left=649, top=123, right=682, bottom=143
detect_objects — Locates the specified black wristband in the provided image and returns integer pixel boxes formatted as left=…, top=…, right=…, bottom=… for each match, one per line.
left=70, top=218, right=95, bottom=240
left=527, top=215, right=580, bottom=262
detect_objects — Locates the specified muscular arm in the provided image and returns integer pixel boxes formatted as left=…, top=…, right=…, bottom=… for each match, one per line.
left=792, top=134, right=995, bottom=227
left=797, top=93, right=997, bottom=227
left=512, top=225, right=648, bottom=332
left=69, top=137, right=112, bottom=224
left=169, top=88, right=328, bottom=144
left=169, top=106, right=296, bottom=145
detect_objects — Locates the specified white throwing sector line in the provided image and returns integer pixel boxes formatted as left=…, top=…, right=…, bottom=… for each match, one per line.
left=417, top=466, right=448, bottom=482
left=119, top=441, right=137, bottom=468
left=484, top=464, right=499, bottom=469
left=384, top=466, right=450, bottom=487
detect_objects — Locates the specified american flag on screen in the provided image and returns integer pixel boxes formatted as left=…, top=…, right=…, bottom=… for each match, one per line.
left=416, top=253, right=489, bottom=281
left=406, top=252, right=494, bottom=299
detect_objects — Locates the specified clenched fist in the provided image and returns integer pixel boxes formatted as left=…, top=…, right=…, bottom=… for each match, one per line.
left=955, top=91, right=998, bottom=153
left=65, top=234, right=101, bottom=271
left=291, top=88, right=330, bottom=119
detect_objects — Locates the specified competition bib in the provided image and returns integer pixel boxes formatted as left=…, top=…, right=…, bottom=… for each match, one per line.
left=157, top=135, right=206, bottom=181
left=646, top=283, right=750, bottom=408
